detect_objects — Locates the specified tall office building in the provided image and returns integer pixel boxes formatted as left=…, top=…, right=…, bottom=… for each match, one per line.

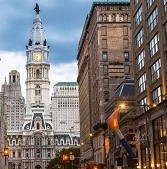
left=1, top=70, right=25, bottom=131
left=51, top=82, right=80, bottom=135
left=77, top=0, right=132, bottom=166
left=131, top=0, right=167, bottom=168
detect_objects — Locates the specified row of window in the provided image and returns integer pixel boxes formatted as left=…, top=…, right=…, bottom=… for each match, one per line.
left=138, top=85, right=162, bottom=106
left=102, top=52, right=129, bottom=62
left=98, top=13, right=129, bottom=22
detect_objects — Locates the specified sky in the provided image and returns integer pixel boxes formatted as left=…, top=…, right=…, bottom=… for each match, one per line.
left=0, top=0, right=129, bottom=98
left=0, top=0, right=94, bottom=97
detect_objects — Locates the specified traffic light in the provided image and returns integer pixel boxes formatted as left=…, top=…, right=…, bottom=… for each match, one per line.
left=63, top=155, right=68, bottom=161
left=3, top=148, right=9, bottom=157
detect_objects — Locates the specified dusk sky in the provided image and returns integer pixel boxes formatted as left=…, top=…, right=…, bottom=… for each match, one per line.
left=0, top=0, right=129, bottom=97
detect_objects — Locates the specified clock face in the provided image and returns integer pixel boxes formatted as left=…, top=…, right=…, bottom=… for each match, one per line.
left=33, top=52, right=42, bottom=61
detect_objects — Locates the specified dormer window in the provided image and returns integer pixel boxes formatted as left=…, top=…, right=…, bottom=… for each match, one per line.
left=37, top=122, right=40, bottom=129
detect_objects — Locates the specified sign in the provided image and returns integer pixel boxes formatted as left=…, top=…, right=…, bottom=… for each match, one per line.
left=70, top=155, right=75, bottom=160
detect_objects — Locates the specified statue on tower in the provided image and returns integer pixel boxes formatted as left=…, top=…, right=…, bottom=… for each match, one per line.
left=34, top=3, right=40, bottom=15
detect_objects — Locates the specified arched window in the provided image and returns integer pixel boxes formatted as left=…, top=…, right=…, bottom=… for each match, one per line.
left=35, top=85, right=41, bottom=96
left=36, top=69, right=40, bottom=78
left=48, top=138, right=51, bottom=145
left=37, top=123, right=40, bottom=129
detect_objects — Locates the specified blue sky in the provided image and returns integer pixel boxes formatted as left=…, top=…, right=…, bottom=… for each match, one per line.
left=0, top=0, right=94, bottom=97
left=0, top=0, right=93, bottom=63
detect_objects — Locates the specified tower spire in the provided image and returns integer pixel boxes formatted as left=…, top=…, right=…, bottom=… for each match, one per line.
left=34, top=3, right=40, bottom=15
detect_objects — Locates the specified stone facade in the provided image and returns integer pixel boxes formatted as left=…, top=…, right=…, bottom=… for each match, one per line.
left=51, top=82, right=80, bottom=134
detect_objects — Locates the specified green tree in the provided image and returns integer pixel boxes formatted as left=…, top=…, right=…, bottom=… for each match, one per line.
left=46, top=147, right=80, bottom=169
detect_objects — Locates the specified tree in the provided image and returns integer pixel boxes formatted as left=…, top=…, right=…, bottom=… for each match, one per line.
left=46, top=147, right=80, bottom=169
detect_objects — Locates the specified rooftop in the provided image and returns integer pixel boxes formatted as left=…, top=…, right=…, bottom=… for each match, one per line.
left=54, top=82, right=78, bottom=86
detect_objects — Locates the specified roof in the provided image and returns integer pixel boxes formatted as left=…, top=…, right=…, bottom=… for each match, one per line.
left=115, top=79, right=135, bottom=97
left=54, top=82, right=78, bottom=86
left=93, top=0, right=130, bottom=4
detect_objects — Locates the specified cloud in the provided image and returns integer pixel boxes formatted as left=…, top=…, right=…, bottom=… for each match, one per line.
left=0, top=51, right=78, bottom=99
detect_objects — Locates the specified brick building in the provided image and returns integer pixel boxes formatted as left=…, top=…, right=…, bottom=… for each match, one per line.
left=77, top=1, right=133, bottom=167
left=131, top=0, right=167, bottom=168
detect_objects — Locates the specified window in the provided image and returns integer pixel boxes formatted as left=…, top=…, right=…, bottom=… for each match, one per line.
left=138, top=73, right=146, bottom=93
left=124, top=52, right=129, bottom=62
left=136, top=28, right=144, bottom=48
left=148, top=8, right=158, bottom=32
left=13, top=151, right=15, bottom=158
left=134, top=6, right=142, bottom=26
left=26, top=150, right=29, bottom=158
left=102, top=52, right=108, bottom=61
left=99, top=14, right=103, bottom=21
left=163, top=0, right=167, bottom=12
left=112, top=14, right=116, bottom=22
left=137, top=50, right=145, bottom=70
left=138, top=97, right=147, bottom=115
left=37, top=123, right=40, bottom=129
left=147, top=0, right=154, bottom=9
left=150, top=59, right=161, bottom=83
left=18, top=151, right=21, bottom=158
left=35, top=85, right=41, bottom=96
left=152, top=86, right=162, bottom=104
left=98, top=14, right=108, bottom=22
left=149, top=34, right=159, bottom=57
left=36, top=69, right=40, bottom=78
left=48, top=138, right=51, bottom=145
left=36, top=149, right=41, bottom=158
left=153, top=116, right=166, bottom=139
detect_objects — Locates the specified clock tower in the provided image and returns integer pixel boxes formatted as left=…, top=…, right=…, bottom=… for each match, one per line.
left=21, top=4, right=54, bottom=169
left=25, top=3, right=50, bottom=113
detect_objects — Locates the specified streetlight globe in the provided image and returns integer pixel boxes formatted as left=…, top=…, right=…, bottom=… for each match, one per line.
left=119, top=103, right=126, bottom=109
